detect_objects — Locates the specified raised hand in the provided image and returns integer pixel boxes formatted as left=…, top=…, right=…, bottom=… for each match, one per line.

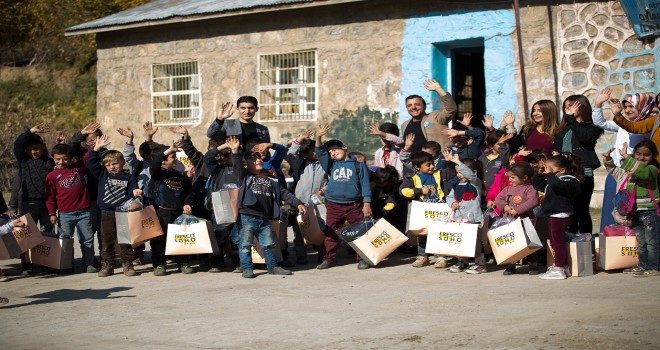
left=173, top=139, right=182, bottom=151
left=567, top=101, right=581, bottom=116
left=81, top=122, right=101, bottom=135
left=218, top=102, right=234, bottom=121
left=226, top=135, right=240, bottom=153
left=296, top=129, right=314, bottom=142
left=252, top=143, right=271, bottom=155
left=404, top=133, right=415, bottom=150
left=602, top=147, right=615, bottom=160
left=316, top=124, right=331, bottom=143
left=169, top=125, right=188, bottom=136
left=94, top=134, right=111, bottom=151
left=30, top=123, right=49, bottom=134
left=517, top=146, right=532, bottom=157
left=499, top=133, right=514, bottom=143
left=442, top=149, right=459, bottom=164
left=618, top=142, right=629, bottom=158
left=459, top=113, right=473, bottom=127
left=503, top=110, right=515, bottom=127
left=116, top=127, right=134, bottom=139
left=368, top=124, right=384, bottom=137
left=440, top=128, right=460, bottom=137
left=423, top=79, right=442, bottom=92
left=609, top=98, right=622, bottom=115
left=595, top=87, right=612, bottom=108
left=56, top=132, right=66, bottom=144
left=482, top=114, right=494, bottom=130
left=143, top=121, right=159, bottom=141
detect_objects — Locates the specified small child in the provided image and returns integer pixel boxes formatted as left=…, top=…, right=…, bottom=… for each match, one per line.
left=0, top=218, right=26, bottom=292
left=232, top=136, right=306, bottom=278
left=495, top=162, right=540, bottom=275
left=440, top=119, right=485, bottom=161
left=603, top=140, right=660, bottom=277
left=479, top=131, right=512, bottom=190
left=371, top=166, right=401, bottom=222
left=532, top=154, right=582, bottom=280
left=370, top=123, right=405, bottom=179
left=400, top=151, right=444, bottom=268
left=45, top=144, right=97, bottom=273
left=148, top=140, right=195, bottom=276
left=443, top=151, right=486, bottom=273
left=314, top=125, right=373, bottom=270
left=86, top=134, right=142, bottom=277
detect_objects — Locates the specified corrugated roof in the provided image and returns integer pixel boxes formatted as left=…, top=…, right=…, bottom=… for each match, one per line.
left=66, top=0, right=323, bottom=34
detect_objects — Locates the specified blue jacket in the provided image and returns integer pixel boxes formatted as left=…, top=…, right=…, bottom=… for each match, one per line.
left=316, top=146, right=371, bottom=204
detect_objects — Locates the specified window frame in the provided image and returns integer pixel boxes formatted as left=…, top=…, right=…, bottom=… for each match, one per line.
left=150, top=60, right=202, bottom=126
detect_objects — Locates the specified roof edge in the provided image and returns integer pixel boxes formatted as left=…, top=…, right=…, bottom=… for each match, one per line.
left=65, top=0, right=370, bottom=36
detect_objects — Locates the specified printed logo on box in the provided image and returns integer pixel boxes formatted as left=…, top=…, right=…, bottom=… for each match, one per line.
left=494, top=232, right=515, bottom=247
left=370, top=231, right=392, bottom=248
left=621, top=246, right=638, bottom=257
left=174, top=234, right=197, bottom=245
left=13, top=227, right=33, bottom=240
left=141, top=217, right=156, bottom=229
left=33, top=244, right=51, bottom=257
left=438, top=232, right=462, bottom=244
left=424, top=210, right=449, bottom=219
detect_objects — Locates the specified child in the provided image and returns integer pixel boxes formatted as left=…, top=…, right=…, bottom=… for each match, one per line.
left=495, top=162, right=540, bottom=275
left=532, top=154, right=582, bottom=280
left=45, top=143, right=97, bottom=273
left=11, top=123, right=55, bottom=275
left=400, top=151, right=444, bottom=268
left=479, top=131, right=512, bottom=190
left=371, top=166, right=401, bottom=223
left=603, top=141, right=660, bottom=277
left=443, top=151, right=486, bottom=273
left=370, top=123, right=405, bottom=179
left=86, top=135, right=142, bottom=277
left=202, top=137, right=242, bottom=272
left=232, top=136, right=306, bottom=278
left=314, top=124, right=373, bottom=270
left=440, top=117, right=485, bottom=161
left=285, top=130, right=328, bottom=265
left=0, top=218, right=26, bottom=289
left=149, top=140, right=195, bottom=276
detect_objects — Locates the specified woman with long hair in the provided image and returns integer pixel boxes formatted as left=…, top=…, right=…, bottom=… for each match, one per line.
left=511, top=100, right=561, bottom=156
left=552, top=95, right=603, bottom=235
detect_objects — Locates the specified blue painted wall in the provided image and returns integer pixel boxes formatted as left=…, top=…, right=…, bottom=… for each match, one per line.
left=401, top=9, right=517, bottom=127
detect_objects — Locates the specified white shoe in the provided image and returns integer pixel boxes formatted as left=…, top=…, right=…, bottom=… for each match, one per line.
left=539, top=265, right=566, bottom=280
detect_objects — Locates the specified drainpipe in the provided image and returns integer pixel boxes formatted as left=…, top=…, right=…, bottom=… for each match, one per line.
left=513, top=0, right=529, bottom=120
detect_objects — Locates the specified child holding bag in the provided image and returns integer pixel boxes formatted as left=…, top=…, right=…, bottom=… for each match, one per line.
left=603, top=140, right=660, bottom=277
left=532, top=154, right=582, bottom=280
left=495, top=162, right=539, bottom=275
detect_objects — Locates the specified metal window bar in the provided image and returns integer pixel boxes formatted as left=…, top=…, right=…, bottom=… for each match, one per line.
left=151, top=61, right=201, bottom=125
left=259, top=50, right=317, bottom=122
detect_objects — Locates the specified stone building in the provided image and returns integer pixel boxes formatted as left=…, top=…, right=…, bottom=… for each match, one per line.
left=67, top=0, right=659, bottom=205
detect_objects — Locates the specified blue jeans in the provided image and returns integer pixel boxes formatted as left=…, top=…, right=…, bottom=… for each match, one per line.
left=238, top=214, right=278, bottom=270
left=58, top=209, right=95, bottom=267
left=634, top=211, right=659, bottom=271
left=599, top=174, right=616, bottom=231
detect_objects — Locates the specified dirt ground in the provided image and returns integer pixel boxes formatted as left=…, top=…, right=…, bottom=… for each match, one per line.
left=1, top=235, right=659, bottom=350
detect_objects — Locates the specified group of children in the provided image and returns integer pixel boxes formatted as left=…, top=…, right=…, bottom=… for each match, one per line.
left=1, top=85, right=659, bottom=283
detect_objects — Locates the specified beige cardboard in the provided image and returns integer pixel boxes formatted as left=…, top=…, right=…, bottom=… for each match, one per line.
left=116, top=205, right=164, bottom=247
left=211, top=188, right=239, bottom=224
left=165, top=221, right=214, bottom=255
left=597, top=234, right=639, bottom=270
left=299, top=203, right=326, bottom=245
left=406, top=200, right=451, bottom=235
left=348, top=218, right=408, bottom=266
left=487, top=217, right=542, bottom=265
left=546, top=240, right=594, bottom=277
left=26, top=234, right=74, bottom=270
left=426, top=222, right=480, bottom=257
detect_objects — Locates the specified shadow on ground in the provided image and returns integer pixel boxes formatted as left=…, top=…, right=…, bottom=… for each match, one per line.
left=0, top=287, right=134, bottom=309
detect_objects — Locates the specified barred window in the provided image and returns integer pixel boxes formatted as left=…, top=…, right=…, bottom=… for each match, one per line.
left=259, top=50, right=317, bottom=122
left=151, top=61, right=201, bottom=125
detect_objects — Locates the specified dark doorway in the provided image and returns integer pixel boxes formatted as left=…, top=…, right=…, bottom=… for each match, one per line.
left=452, top=46, right=485, bottom=125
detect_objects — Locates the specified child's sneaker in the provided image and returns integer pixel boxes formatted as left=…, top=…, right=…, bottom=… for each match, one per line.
left=539, top=265, right=567, bottom=280
left=465, top=264, right=486, bottom=274
left=242, top=268, right=255, bottom=278
left=623, top=265, right=645, bottom=274
left=0, top=269, right=8, bottom=282
left=153, top=265, right=167, bottom=276
left=633, top=269, right=660, bottom=277
left=503, top=264, right=516, bottom=275
left=449, top=262, right=468, bottom=273
left=412, top=256, right=430, bottom=267
left=268, top=266, right=292, bottom=275
left=433, top=257, right=449, bottom=268
left=357, top=261, right=371, bottom=270
left=528, top=262, right=540, bottom=275
left=178, top=263, right=194, bottom=274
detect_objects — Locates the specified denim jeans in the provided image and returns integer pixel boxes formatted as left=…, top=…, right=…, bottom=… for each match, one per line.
left=634, top=210, right=659, bottom=271
left=238, top=214, right=278, bottom=270
left=58, top=209, right=95, bottom=267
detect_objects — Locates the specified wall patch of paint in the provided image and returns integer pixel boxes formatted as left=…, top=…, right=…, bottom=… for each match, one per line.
left=401, top=9, right=516, bottom=127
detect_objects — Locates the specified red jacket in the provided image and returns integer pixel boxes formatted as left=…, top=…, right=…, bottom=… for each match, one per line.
left=45, top=151, right=91, bottom=215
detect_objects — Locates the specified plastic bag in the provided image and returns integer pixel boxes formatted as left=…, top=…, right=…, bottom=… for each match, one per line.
left=484, top=208, right=499, bottom=218
left=489, top=216, right=515, bottom=230
left=174, top=214, right=206, bottom=225
left=565, top=232, right=592, bottom=242
left=116, top=198, right=143, bottom=212
left=335, top=219, right=375, bottom=242
left=222, top=183, right=239, bottom=190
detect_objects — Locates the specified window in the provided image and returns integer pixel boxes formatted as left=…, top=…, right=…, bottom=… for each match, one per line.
left=259, top=50, right=317, bottom=122
left=151, top=61, right=201, bottom=125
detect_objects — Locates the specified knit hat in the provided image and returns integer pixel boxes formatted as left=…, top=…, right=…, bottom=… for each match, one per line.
left=623, top=93, right=656, bottom=121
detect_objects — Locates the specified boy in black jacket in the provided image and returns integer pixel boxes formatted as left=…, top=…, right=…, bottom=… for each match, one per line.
left=149, top=140, right=195, bottom=276
left=86, top=135, right=142, bottom=277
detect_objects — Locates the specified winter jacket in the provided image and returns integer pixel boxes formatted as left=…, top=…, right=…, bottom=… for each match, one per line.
left=400, top=170, right=444, bottom=202
left=532, top=173, right=581, bottom=217
left=11, top=129, right=54, bottom=206
left=86, top=150, right=139, bottom=212
left=400, top=93, right=457, bottom=148
left=494, top=184, right=538, bottom=221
